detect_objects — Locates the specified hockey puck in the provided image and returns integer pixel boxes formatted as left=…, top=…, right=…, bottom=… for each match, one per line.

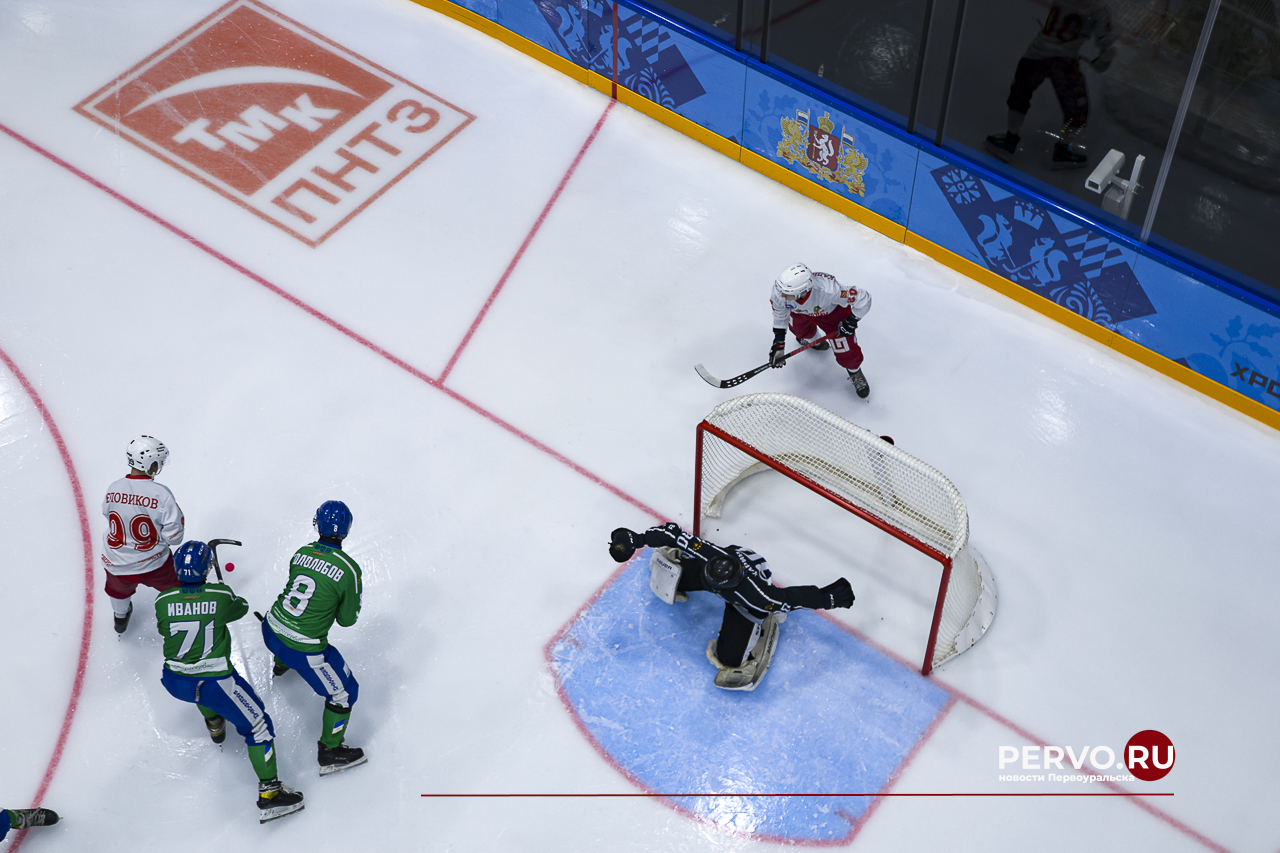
left=225, top=562, right=235, bottom=572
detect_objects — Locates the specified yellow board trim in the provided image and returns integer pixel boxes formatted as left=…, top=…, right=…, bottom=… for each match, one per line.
left=738, top=148, right=906, bottom=243
left=405, top=0, right=1280, bottom=433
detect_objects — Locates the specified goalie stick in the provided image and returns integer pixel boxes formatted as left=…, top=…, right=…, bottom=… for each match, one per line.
left=207, top=538, right=241, bottom=582
left=694, top=333, right=836, bottom=388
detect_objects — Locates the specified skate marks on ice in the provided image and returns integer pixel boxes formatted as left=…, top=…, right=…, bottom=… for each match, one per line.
left=545, top=551, right=950, bottom=843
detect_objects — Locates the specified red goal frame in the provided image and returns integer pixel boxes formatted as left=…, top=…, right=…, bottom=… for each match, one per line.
left=694, top=419, right=955, bottom=676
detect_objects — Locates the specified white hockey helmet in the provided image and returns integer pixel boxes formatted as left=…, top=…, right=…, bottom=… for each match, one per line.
left=775, top=263, right=812, bottom=296
left=126, top=435, right=169, bottom=476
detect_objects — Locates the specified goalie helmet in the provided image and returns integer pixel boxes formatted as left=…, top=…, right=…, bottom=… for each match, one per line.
left=775, top=263, right=812, bottom=296
left=174, top=541, right=212, bottom=586
left=703, top=555, right=744, bottom=590
left=126, top=435, right=169, bottom=476
left=314, top=500, right=353, bottom=540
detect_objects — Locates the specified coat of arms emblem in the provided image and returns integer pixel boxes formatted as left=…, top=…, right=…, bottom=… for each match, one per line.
left=777, top=111, right=867, bottom=196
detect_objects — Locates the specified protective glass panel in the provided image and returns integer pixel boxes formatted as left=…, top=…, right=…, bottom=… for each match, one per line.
left=943, top=0, right=1196, bottom=235
left=1147, top=1, right=1280, bottom=300
left=642, top=0, right=748, bottom=44
left=763, top=0, right=933, bottom=126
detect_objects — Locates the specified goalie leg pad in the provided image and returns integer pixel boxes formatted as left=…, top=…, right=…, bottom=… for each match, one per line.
left=712, top=613, right=781, bottom=692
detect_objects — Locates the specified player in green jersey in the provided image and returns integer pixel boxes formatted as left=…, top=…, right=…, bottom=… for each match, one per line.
left=158, top=541, right=305, bottom=823
left=261, top=500, right=368, bottom=776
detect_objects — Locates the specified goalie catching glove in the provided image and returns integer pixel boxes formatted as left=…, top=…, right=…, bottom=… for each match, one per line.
left=821, top=578, right=855, bottom=608
left=609, top=528, right=644, bottom=563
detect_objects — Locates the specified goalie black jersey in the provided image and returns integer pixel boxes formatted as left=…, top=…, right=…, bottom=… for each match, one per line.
left=642, top=524, right=831, bottom=620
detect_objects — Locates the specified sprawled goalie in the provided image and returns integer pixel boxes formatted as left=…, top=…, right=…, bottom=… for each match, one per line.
left=608, top=523, right=854, bottom=691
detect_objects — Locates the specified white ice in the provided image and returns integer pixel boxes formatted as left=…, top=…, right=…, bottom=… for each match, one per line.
left=1, top=0, right=1277, bottom=850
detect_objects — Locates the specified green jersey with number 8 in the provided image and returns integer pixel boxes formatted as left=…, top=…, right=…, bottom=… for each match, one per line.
left=266, top=541, right=363, bottom=652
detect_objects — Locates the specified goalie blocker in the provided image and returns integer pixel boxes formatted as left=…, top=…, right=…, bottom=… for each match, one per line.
left=608, top=524, right=853, bottom=691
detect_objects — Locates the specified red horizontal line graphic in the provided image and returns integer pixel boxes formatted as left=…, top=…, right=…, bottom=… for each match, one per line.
left=420, top=792, right=1175, bottom=798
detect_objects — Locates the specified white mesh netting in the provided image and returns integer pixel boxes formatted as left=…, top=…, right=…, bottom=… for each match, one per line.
left=697, top=393, right=995, bottom=672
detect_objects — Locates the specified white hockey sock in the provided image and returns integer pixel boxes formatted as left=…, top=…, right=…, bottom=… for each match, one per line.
left=110, top=596, right=132, bottom=616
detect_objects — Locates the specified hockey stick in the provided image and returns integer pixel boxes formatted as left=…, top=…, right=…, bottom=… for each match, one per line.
left=694, top=333, right=836, bottom=388
left=207, top=538, right=242, bottom=582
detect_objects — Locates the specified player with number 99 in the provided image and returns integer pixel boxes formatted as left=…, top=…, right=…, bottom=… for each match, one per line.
left=100, top=436, right=185, bottom=635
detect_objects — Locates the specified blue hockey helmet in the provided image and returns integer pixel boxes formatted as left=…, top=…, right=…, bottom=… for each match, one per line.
left=314, top=500, right=353, bottom=540
left=174, top=541, right=212, bottom=586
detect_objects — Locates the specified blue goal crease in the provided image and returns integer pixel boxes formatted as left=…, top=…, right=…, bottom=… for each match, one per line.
left=548, top=551, right=952, bottom=842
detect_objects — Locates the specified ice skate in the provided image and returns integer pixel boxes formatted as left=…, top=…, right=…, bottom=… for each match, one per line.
left=714, top=659, right=760, bottom=689
left=317, top=740, right=367, bottom=776
left=797, top=336, right=829, bottom=351
left=204, top=714, right=226, bottom=745
left=848, top=368, right=870, bottom=399
left=705, top=639, right=724, bottom=669
left=257, top=779, right=304, bottom=823
left=1051, top=141, right=1088, bottom=170
left=8, top=808, right=59, bottom=829
left=984, top=132, right=1019, bottom=162
left=272, top=657, right=291, bottom=677
left=113, top=602, right=133, bottom=635
left=706, top=637, right=759, bottom=689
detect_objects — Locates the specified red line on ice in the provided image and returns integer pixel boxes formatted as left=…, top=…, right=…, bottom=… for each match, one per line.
left=439, top=100, right=616, bottom=385
left=0, top=112, right=656, bottom=526
left=0, top=348, right=94, bottom=853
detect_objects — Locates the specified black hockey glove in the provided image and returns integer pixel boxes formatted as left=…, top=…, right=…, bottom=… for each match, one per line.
left=609, top=528, right=643, bottom=563
left=837, top=315, right=859, bottom=337
left=769, top=339, right=787, bottom=368
left=820, top=578, right=855, bottom=608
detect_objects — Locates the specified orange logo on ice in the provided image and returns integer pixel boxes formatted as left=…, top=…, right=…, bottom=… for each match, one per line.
left=75, top=0, right=474, bottom=246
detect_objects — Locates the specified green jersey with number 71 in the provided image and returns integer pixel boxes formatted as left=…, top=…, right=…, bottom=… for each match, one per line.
left=157, top=583, right=249, bottom=676
left=266, top=541, right=363, bottom=652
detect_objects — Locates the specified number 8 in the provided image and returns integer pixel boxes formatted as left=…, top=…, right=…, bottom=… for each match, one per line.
left=282, top=575, right=317, bottom=617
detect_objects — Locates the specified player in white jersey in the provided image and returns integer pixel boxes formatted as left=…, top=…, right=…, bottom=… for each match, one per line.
left=769, top=263, right=873, bottom=398
left=101, top=436, right=184, bottom=634
left=985, top=0, right=1116, bottom=168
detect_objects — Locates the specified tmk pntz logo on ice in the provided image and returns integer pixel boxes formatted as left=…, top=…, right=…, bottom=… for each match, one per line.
left=75, top=0, right=474, bottom=245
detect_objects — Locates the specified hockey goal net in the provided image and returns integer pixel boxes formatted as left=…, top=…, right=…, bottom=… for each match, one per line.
left=693, top=393, right=996, bottom=675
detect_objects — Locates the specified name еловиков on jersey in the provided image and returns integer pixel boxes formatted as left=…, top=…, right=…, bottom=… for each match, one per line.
left=103, top=492, right=161, bottom=509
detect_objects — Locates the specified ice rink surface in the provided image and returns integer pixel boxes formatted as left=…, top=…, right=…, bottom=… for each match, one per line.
left=2, top=1, right=1278, bottom=850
